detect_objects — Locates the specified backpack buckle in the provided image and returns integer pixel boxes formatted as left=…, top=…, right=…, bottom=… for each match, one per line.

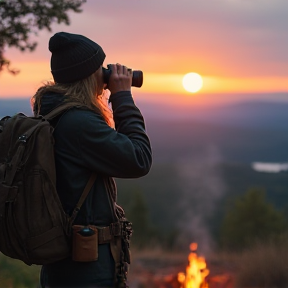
left=18, top=135, right=27, bottom=143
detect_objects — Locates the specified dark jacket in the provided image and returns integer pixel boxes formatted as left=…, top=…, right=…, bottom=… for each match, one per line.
left=37, top=91, right=152, bottom=287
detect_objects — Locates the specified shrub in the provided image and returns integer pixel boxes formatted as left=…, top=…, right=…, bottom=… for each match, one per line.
left=220, top=188, right=288, bottom=250
left=0, top=253, right=40, bottom=288
left=235, top=239, right=288, bottom=288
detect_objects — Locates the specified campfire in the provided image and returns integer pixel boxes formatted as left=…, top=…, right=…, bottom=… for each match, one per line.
left=177, top=243, right=209, bottom=288
left=127, top=241, right=235, bottom=288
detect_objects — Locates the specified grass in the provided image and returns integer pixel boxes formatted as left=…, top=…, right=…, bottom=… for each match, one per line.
left=207, top=237, right=288, bottom=288
left=0, top=253, right=40, bottom=288
left=234, top=241, right=288, bottom=288
left=2, top=240, right=288, bottom=288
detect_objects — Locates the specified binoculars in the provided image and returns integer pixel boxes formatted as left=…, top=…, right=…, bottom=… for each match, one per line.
left=102, top=64, right=143, bottom=88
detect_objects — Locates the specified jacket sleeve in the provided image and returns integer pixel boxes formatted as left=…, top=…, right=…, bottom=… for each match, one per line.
left=77, top=91, right=152, bottom=178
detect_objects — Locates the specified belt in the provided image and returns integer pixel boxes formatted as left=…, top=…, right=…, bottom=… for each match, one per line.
left=72, top=222, right=122, bottom=244
left=97, top=222, right=122, bottom=244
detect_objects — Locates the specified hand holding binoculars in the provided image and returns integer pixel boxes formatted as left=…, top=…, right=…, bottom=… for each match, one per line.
left=102, top=64, right=143, bottom=88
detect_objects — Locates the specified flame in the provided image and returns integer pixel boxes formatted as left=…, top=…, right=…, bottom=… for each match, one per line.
left=178, top=243, right=209, bottom=288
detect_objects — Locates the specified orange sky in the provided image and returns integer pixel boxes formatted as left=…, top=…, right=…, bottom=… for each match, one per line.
left=1, top=0, right=287, bottom=105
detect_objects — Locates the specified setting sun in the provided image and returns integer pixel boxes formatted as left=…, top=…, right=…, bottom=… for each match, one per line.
left=182, top=73, right=203, bottom=93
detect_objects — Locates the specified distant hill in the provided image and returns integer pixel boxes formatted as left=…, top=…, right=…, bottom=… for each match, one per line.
left=137, top=98, right=288, bottom=130
left=146, top=117, right=288, bottom=164
left=1, top=96, right=288, bottom=130
left=0, top=98, right=32, bottom=117
left=1, top=97, right=288, bottom=164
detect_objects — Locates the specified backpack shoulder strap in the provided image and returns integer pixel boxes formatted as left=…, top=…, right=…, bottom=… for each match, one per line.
left=44, top=102, right=88, bottom=120
left=69, top=173, right=98, bottom=224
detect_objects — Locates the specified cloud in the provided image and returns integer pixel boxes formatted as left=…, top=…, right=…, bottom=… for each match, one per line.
left=75, top=0, right=288, bottom=76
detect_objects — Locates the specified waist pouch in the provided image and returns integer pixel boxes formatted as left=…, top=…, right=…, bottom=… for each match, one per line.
left=72, top=225, right=98, bottom=262
left=72, top=223, right=122, bottom=262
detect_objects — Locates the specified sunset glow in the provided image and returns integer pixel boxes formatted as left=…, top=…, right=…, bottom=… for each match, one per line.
left=141, top=74, right=287, bottom=95
left=1, top=65, right=287, bottom=100
left=0, top=0, right=287, bottom=105
left=0, top=61, right=52, bottom=98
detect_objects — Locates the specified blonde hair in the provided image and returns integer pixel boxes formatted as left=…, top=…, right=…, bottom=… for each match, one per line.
left=31, top=70, right=113, bottom=126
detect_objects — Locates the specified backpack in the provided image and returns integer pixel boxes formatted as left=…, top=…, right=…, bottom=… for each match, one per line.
left=0, top=102, right=96, bottom=265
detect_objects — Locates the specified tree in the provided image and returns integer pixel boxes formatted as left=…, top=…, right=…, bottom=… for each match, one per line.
left=125, top=190, right=155, bottom=248
left=0, top=0, right=86, bottom=73
left=220, top=188, right=288, bottom=250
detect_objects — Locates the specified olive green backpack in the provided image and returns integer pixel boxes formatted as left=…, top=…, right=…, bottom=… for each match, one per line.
left=0, top=102, right=95, bottom=265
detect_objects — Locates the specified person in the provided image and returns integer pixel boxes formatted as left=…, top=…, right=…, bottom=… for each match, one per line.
left=31, top=32, right=152, bottom=288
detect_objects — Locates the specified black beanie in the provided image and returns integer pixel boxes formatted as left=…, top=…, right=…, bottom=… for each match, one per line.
left=49, top=32, right=106, bottom=83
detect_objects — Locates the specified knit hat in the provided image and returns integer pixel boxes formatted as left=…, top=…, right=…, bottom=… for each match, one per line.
left=49, top=32, right=106, bottom=83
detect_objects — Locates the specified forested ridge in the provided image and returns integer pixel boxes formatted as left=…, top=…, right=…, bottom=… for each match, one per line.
left=1, top=97, right=288, bottom=249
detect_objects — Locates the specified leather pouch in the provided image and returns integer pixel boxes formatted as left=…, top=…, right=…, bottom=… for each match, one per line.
left=72, top=225, right=98, bottom=262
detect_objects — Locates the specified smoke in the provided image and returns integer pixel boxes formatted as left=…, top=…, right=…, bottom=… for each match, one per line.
left=175, top=144, right=227, bottom=255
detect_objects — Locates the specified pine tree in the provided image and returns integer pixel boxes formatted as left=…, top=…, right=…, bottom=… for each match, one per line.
left=220, top=188, right=288, bottom=250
